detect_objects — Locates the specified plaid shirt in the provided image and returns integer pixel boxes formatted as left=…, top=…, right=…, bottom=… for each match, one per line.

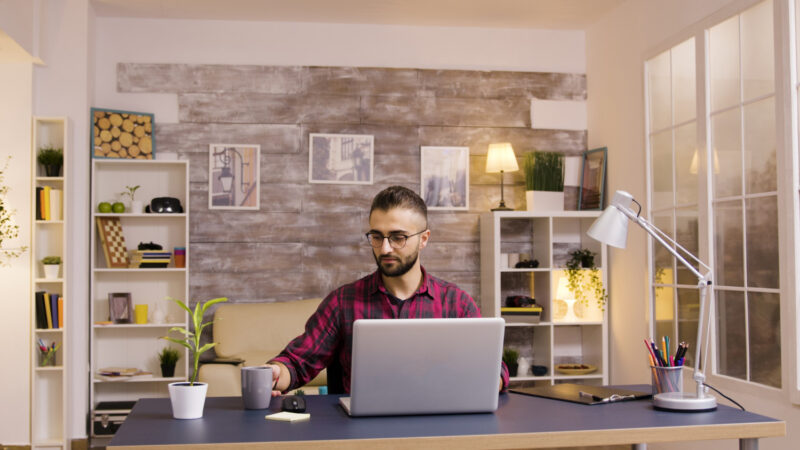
left=271, top=267, right=509, bottom=393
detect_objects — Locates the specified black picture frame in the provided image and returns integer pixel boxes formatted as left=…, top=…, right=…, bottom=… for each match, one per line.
left=578, top=147, right=607, bottom=210
left=108, top=292, right=133, bottom=323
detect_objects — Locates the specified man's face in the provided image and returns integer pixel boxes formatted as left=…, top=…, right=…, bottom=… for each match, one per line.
left=368, top=207, right=429, bottom=278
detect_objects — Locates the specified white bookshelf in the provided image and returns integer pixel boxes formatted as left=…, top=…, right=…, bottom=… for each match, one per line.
left=480, top=211, right=609, bottom=386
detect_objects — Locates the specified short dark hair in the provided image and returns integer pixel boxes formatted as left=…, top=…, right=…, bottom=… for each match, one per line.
left=370, top=186, right=428, bottom=225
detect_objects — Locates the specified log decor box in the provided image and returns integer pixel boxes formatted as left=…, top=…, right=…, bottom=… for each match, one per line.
left=91, top=108, right=155, bottom=159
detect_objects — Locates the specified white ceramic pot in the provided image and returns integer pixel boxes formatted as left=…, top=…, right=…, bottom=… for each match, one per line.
left=43, top=264, right=60, bottom=279
left=526, top=190, right=565, bottom=212
left=130, top=200, right=144, bottom=214
left=168, top=382, right=208, bottom=419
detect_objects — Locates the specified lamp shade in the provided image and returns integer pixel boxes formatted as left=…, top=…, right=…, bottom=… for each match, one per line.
left=485, top=143, right=519, bottom=173
left=587, top=205, right=629, bottom=249
left=555, top=276, right=574, bottom=299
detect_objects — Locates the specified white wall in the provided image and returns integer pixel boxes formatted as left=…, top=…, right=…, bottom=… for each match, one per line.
left=587, top=0, right=798, bottom=448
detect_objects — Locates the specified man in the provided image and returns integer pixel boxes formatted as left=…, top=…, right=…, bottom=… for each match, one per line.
left=265, top=185, right=508, bottom=395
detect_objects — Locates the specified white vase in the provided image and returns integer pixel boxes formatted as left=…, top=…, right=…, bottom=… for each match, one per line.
left=43, top=264, right=60, bottom=279
left=130, top=200, right=144, bottom=214
left=168, top=382, right=208, bottom=419
left=526, top=190, right=565, bottom=212
left=517, top=356, right=531, bottom=377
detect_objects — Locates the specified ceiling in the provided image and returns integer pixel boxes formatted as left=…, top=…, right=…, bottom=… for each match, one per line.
left=90, top=0, right=625, bottom=30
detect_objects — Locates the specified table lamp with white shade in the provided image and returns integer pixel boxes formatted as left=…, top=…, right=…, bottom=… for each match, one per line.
left=485, top=143, right=519, bottom=211
left=586, top=190, right=717, bottom=412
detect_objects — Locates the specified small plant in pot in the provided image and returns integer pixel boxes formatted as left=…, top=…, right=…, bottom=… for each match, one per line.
left=564, top=249, right=608, bottom=311
left=523, top=151, right=565, bottom=211
left=503, top=347, right=520, bottom=377
left=158, top=347, right=180, bottom=378
left=37, top=147, right=63, bottom=177
left=42, top=255, right=61, bottom=279
left=121, top=185, right=142, bottom=214
left=161, top=296, right=227, bottom=419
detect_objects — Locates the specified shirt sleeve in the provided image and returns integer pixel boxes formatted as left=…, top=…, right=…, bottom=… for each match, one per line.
left=268, top=292, right=341, bottom=392
left=455, top=289, right=509, bottom=391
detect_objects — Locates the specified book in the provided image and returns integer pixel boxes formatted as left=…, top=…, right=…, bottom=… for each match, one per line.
left=43, top=186, right=51, bottom=221
left=35, top=291, right=47, bottom=329
left=50, top=293, right=59, bottom=328
left=49, top=188, right=62, bottom=221
left=44, top=292, right=53, bottom=329
left=35, top=187, right=43, bottom=220
left=57, top=296, right=64, bottom=328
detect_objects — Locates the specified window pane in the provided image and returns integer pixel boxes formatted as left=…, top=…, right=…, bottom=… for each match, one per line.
left=651, top=130, right=673, bottom=209
left=744, top=97, right=776, bottom=194
left=675, top=207, right=699, bottom=286
left=654, top=284, right=675, bottom=347
left=712, top=108, right=742, bottom=198
left=748, top=292, right=781, bottom=387
left=648, top=50, right=672, bottom=131
left=741, top=0, right=774, bottom=101
left=677, top=288, right=699, bottom=368
left=653, top=211, right=674, bottom=281
left=675, top=122, right=698, bottom=205
left=716, top=290, right=746, bottom=379
left=714, top=200, right=744, bottom=286
left=673, top=38, right=696, bottom=123
left=710, top=15, right=741, bottom=111
left=746, top=196, right=779, bottom=288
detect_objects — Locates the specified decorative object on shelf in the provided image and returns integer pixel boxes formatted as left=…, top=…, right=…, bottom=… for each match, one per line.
left=96, top=216, right=128, bottom=268
left=162, top=296, right=228, bottom=419
left=578, top=147, right=607, bottom=210
left=173, top=247, right=186, bottom=268
left=485, top=143, right=519, bottom=211
left=151, top=302, right=167, bottom=324
left=308, top=134, right=373, bottom=185
left=564, top=249, right=607, bottom=311
left=91, top=108, right=155, bottom=159
left=0, top=157, right=27, bottom=265
left=522, top=151, right=564, bottom=211
left=108, top=292, right=133, bottom=323
left=158, top=347, right=180, bottom=378
left=146, top=197, right=183, bottom=213
left=37, top=338, right=60, bottom=367
left=587, top=189, right=716, bottom=412
left=555, top=277, right=579, bottom=322
left=42, top=255, right=61, bottom=279
left=505, top=295, right=536, bottom=308
left=209, top=144, right=260, bottom=209
left=517, top=356, right=531, bottom=377
left=420, top=146, right=469, bottom=211
left=37, top=146, right=63, bottom=177
left=555, top=363, right=597, bottom=375
left=502, top=347, right=520, bottom=377
left=532, top=365, right=548, bottom=376
left=134, top=304, right=148, bottom=324
left=121, top=185, right=142, bottom=213
left=514, top=258, right=539, bottom=268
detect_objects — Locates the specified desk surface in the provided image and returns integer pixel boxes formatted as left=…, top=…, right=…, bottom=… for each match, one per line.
left=109, top=386, right=784, bottom=449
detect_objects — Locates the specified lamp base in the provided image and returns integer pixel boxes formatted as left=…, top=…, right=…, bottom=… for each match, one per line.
left=653, top=392, right=717, bottom=412
left=491, top=205, right=514, bottom=211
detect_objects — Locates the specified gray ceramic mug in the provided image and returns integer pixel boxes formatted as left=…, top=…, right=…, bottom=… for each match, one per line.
left=241, top=366, right=273, bottom=409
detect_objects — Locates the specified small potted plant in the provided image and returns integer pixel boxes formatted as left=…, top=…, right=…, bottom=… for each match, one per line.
left=503, top=347, right=520, bottom=377
left=42, top=255, right=61, bottom=279
left=564, top=249, right=608, bottom=311
left=158, top=347, right=180, bottom=378
left=523, top=151, right=565, bottom=211
left=161, top=296, right=227, bottom=419
left=37, top=146, right=63, bottom=177
left=121, top=185, right=142, bottom=213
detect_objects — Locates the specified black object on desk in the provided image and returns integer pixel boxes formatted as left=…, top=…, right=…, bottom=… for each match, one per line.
left=282, top=395, right=306, bottom=412
left=510, top=383, right=652, bottom=405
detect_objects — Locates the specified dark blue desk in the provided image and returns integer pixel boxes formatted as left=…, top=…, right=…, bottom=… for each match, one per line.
left=109, top=386, right=784, bottom=449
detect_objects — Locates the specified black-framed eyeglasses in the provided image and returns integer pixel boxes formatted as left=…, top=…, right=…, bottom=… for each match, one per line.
left=365, top=230, right=427, bottom=249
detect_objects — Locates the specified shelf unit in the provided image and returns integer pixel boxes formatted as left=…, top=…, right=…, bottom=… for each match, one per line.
left=89, top=159, right=189, bottom=438
left=30, top=117, right=68, bottom=449
left=480, top=211, right=608, bottom=387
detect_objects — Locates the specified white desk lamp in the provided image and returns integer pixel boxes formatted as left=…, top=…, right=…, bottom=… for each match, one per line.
left=587, top=190, right=717, bottom=411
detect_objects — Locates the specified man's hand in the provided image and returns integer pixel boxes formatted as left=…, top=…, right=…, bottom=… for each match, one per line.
left=263, top=362, right=289, bottom=397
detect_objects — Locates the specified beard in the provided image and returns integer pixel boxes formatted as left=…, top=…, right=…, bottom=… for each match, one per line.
left=373, top=249, right=419, bottom=278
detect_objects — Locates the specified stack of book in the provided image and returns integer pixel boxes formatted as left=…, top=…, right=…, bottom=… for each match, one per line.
left=35, top=291, right=64, bottom=329
left=35, top=186, right=63, bottom=221
left=129, top=250, right=171, bottom=268
left=501, top=306, right=543, bottom=324
left=96, top=367, right=153, bottom=381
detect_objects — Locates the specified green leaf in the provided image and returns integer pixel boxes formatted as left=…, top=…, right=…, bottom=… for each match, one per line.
left=200, top=297, right=228, bottom=316
left=160, top=337, right=192, bottom=351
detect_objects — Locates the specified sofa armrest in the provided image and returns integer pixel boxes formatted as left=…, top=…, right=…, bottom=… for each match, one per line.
left=203, top=357, right=245, bottom=365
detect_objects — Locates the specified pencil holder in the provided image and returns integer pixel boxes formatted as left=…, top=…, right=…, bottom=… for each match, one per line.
left=650, top=365, right=683, bottom=395
left=39, top=349, right=57, bottom=367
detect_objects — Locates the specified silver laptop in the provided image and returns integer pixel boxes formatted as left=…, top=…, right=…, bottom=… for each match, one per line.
left=339, top=317, right=505, bottom=416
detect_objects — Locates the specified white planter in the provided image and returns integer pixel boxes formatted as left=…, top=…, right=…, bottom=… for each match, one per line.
left=526, top=190, right=564, bottom=212
left=130, top=200, right=144, bottom=214
left=43, top=264, right=60, bottom=279
left=168, top=382, right=208, bottom=419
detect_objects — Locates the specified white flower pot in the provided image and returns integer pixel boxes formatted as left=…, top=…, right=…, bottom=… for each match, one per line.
left=43, top=264, right=60, bottom=279
left=130, top=200, right=144, bottom=214
left=168, top=382, right=208, bottom=419
left=526, top=190, right=564, bottom=212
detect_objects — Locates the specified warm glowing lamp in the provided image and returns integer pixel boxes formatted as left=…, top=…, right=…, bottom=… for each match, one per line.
left=555, top=277, right=578, bottom=322
left=485, top=143, right=519, bottom=211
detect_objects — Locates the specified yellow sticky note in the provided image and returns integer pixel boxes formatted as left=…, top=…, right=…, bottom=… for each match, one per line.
left=265, top=411, right=310, bottom=422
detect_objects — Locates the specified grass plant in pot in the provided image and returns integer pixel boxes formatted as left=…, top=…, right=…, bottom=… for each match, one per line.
left=523, top=151, right=565, bottom=211
left=161, top=296, right=227, bottom=419
left=37, top=146, right=63, bottom=177
left=503, top=347, right=520, bottom=377
left=158, top=347, right=180, bottom=378
left=42, top=255, right=61, bottom=279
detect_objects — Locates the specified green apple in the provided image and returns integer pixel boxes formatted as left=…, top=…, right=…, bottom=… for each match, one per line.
left=111, top=202, right=126, bottom=213
left=98, top=202, right=112, bottom=213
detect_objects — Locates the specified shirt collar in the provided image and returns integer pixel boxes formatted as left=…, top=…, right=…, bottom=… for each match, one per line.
left=370, top=266, right=434, bottom=299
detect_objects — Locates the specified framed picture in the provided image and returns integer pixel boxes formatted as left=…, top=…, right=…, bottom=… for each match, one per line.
left=209, top=144, right=260, bottom=210
left=91, top=108, right=155, bottom=159
left=420, top=146, right=470, bottom=211
left=578, top=147, right=608, bottom=210
left=309, top=133, right=373, bottom=184
left=108, top=292, right=133, bottom=324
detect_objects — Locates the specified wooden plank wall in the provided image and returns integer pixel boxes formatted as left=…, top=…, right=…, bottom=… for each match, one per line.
left=117, top=63, right=586, bottom=318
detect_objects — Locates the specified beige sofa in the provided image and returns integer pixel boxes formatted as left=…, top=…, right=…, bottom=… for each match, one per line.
left=197, top=298, right=328, bottom=397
